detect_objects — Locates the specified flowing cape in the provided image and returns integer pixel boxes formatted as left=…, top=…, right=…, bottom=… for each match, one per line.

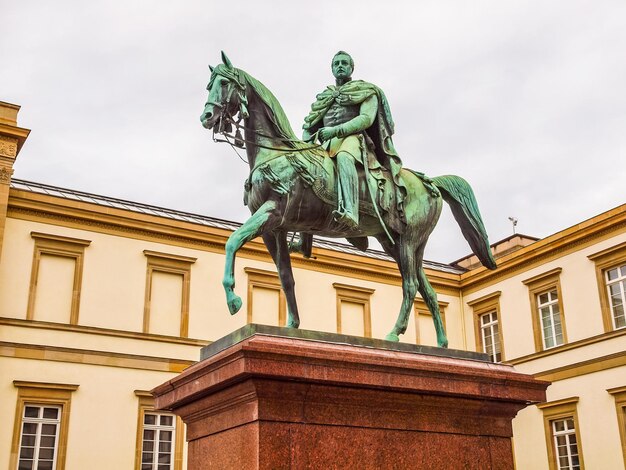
left=303, top=80, right=406, bottom=213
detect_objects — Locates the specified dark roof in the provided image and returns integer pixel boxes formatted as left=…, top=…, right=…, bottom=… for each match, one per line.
left=10, top=178, right=464, bottom=274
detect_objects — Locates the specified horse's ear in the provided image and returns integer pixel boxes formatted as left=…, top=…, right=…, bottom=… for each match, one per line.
left=221, top=51, right=234, bottom=70
left=209, top=64, right=214, bottom=72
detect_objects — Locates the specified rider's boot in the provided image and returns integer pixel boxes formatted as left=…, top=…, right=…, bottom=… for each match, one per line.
left=333, top=152, right=359, bottom=230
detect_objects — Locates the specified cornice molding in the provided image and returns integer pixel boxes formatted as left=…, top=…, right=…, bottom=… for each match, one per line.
left=0, top=341, right=195, bottom=373
left=0, top=122, right=30, bottom=154
left=143, top=249, right=197, bottom=264
left=534, top=350, right=626, bottom=382
left=587, top=240, right=626, bottom=261
left=13, top=380, right=79, bottom=391
left=521, top=267, right=563, bottom=286
left=536, top=396, right=579, bottom=409
left=332, top=282, right=376, bottom=295
left=0, top=317, right=210, bottom=347
left=506, top=327, right=626, bottom=365
left=31, top=231, right=92, bottom=246
left=466, top=290, right=502, bottom=307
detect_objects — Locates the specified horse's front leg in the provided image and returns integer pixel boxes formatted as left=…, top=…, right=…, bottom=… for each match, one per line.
left=223, top=200, right=279, bottom=315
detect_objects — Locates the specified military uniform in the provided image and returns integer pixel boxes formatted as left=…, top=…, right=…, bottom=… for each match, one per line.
left=303, top=80, right=406, bottom=227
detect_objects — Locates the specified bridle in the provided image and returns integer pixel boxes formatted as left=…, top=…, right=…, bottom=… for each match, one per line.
left=207, top=72, right=324, bottom=154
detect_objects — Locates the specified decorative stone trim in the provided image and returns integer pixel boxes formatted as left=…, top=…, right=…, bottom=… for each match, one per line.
left=523, top=267, right=568, bottom=352
left=27, top=232, right=92, bottom=325
left=537, top=397, right=584, bottom=470
left=9, top=381, right=79, bottom=470
left=133, top=390, right=184, bottom=470
left=143, top=250, right=196, bottom=338
left=0, top=166, right=13, bottom=184
left=333, top=283, right=375, bottom=337
left=413, top=297, right=448, bottom=346
left=244, top=267, right=286, bottom=326
left=0, top=136, right=18, bottom=158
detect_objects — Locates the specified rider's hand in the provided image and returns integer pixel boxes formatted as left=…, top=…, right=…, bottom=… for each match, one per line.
left=318, top=127, right=336, bottom=142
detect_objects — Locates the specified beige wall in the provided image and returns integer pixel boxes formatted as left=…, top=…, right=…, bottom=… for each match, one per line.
left=0, top=205, right=465, bottom=470
left=2, top=182, right=625, bottom=470
left=1, top=217, right=458, bottom=344
left=464, top=231, right=626, bottom=361
left=465, top=229, right=626, bottom=470
left=513, top=366, right=626, bottom=470
left=0, top=357, right=181, bottom=470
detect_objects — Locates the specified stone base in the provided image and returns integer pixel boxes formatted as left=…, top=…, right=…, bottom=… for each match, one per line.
left=153, top=325, right=548, bottom=470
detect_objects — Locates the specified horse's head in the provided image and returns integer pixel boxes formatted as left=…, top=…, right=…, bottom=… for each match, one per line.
left=200, top=51, right=248, bottom=132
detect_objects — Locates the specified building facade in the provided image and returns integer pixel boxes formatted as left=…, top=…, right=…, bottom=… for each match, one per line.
left=1, top=102, right=624, bottom=469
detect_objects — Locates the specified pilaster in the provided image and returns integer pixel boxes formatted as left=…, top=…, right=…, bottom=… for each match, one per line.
left=0, top=101, right=30, bottom=262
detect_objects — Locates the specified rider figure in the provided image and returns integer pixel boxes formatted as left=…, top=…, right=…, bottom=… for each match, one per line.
left=303, top=51, right=406, bottom=230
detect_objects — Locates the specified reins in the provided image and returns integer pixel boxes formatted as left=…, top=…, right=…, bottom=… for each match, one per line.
left=211, top=119, right=321, bottom=182
left=213, top=115, right=324, bottom=153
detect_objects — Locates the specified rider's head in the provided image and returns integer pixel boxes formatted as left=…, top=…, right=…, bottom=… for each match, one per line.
left=332, top=51, right=354, bottom=81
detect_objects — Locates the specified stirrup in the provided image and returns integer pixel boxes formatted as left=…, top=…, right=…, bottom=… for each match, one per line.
left=332, top=209, right=358, bottom=230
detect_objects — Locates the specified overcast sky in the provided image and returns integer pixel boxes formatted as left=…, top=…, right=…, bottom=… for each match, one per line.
left=2, top=1, right=624, bottom=263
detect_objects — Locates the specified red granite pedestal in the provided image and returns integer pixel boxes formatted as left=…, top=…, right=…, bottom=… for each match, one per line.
left=152, top=326, right=548, bottom=470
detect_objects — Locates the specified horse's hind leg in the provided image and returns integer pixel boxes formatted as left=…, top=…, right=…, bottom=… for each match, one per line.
left=417, top=262, right=448, bottom=348
left=385, top=240, right=419, bottom=342
left=262, top=230, right=300, bottom=328
left=223, top=200, right=278, bottom=315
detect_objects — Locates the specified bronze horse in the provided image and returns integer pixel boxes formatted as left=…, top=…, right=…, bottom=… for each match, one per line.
left=200, top=52, right=496, bottom=347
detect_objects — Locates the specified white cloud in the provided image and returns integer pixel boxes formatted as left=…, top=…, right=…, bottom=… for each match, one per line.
left=2, top=0, right=624, bottom=263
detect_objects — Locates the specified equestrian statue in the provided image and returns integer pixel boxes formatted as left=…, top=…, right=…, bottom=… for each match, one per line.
left=200, top=51, right=496, bottom=347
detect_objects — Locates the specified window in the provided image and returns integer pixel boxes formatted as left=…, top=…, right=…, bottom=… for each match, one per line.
left=538, top=397, right=584, bottom=470
left=479, top=311, right=501, bottom=362
left=468, top=291, right=504, bottom=362
left=27, top=232, right=91, bottom=324
left=10, top=381, right=79, bottom=470
left=134, top=391, right=183, bottom=470
left=333, top=283, right=374, bottom=338
left=17, top=405, right=61, bottom=470
left=141, top=412, right=176, bottom=470
left=608, top=386, right=626, bottom=466
left=551, top=418, right=581, bottom=470
left=244, top=267, right=286, bottom=326
left=589, top=242, right=626, bottom=332
left=523, top=268, right=568, bottom=351
left=537, top=289, right=564, bottom=349
left=143, top=251, right=196, bottom=337
left=605, top=264, right=626, bottom=329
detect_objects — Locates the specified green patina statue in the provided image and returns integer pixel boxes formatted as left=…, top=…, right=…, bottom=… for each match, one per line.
left=200, top=51, right=497, bottom=347
left=302, top=51, right=405, bottom=231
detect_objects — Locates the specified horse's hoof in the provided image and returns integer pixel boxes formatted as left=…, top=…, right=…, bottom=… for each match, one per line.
left=438, top=339, right=449, bottom=348
left=286, top=318, right=300, bottom=328
left=227, top=295, right=242, bottom=315
left=385, top=332, right=400, bottom=342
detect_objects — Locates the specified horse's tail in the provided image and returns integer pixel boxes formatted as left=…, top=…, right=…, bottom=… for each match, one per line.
left=431, top=175, right=497, bottom=270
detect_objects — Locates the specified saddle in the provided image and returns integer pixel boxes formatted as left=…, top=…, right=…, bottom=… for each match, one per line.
left=287, top=134, right=407, bottom=236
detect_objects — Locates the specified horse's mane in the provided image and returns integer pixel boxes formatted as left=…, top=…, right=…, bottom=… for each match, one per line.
left=238, top=69, right=297, bottom=141
left=238, top=68, right=325, bottom=159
